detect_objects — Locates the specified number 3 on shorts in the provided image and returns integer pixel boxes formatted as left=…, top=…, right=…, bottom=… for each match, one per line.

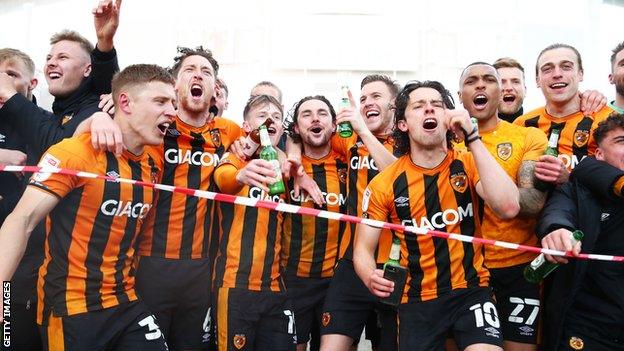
left=469, top=302, right=500, bottom=328
left=139, top=315, right=163, bottom=340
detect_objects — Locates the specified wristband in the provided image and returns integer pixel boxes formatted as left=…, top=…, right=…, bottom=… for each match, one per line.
left=465, top=134, right=480, bottom=145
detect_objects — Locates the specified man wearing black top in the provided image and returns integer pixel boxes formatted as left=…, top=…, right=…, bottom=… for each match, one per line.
left=538, top=112, right=624, bottom=351
left=0, top=2, right=121, bottom=351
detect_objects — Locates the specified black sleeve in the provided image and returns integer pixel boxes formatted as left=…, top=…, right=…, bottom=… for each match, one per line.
left=0, top=94, right=64, bottom=156
left=89, top=46, right=119, bottom=96
left=572, top=156, right=624, bottom=200
left=537, top=183, right=578, bottom=240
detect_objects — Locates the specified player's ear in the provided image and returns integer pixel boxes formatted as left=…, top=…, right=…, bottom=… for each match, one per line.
left=242, top=120, right=252, bottom=134
left=397, top=119, right=408, bottom=132
left=595, top=147, right=605, bottom=161
left=118, top=92, right=131, bottom=114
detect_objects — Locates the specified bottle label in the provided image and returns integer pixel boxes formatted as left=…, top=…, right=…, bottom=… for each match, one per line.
left=389, top=244, right=401, bottom=261
left=269, top=159, right=283, bottom=182
left=243, top=136, right=260, bottom=157
left=529, top=254, right=545, bottom=269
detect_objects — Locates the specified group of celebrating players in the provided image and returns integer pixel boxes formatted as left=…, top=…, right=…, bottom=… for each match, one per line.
left=1, top=1, right=624, bottom=351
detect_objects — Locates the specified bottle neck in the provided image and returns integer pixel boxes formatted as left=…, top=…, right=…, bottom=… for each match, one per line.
left=548, top=132, right=560, bottom=148
left=259, top=127, right=272, bottom=147
left=389, top=242, right=401, bottom=261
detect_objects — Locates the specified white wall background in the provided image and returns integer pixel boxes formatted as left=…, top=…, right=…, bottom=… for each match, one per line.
left=1, top=0, right=623, bottom=124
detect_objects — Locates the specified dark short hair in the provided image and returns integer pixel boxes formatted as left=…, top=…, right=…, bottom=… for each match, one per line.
left=170, top=46, right=219, bottom=78
left=285, top=95, right=336, bottom=143
left=0, top=48, right=35, bottom=77
left=251, top=81, right=283, bottom=103
left=50, top=30, right=94, bottom=56
left=535, top=43, right=583, bottom=76
left=610, top=41, right=624, bottom=71
left=111, top=64, right=175, bottom=105
left=393, top=80, right=455, bottom=156
left=593, top=112, right=624, bottom=146
left=242, top=94, right=283, bottom=121
left=459, top=61, right=499, bottom=86
left=360, top=74, right=401, bottom=97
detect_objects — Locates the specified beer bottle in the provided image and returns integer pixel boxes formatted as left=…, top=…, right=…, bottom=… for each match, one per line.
left=258, top=125, right=285, bottom=195
left=242, top=119, right=274, bottom=159
left=384, top=238, right=402, bottom=269
left=544, top=129, right=560, bottom=156
left=337, top=85, right=353, bottom=138
left=534, top=129, right=561, bottom=192
left=523, top=230, right=584, bottom=283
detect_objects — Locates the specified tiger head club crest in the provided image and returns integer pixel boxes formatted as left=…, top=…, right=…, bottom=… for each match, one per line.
left=574, top=130, right=589, bottom=148
left=337, top=168, right=347, bottom=184
left=233, top=334, right=246, bottom=349
left=450, top=171, right=468, bottom=193
left=568, top=336, right=584, bottom=350
left=322, top=312, right=331, bottom=327
left=210, top=129, right=222, bottom=148
left=496, top=142, right=512, bottom=161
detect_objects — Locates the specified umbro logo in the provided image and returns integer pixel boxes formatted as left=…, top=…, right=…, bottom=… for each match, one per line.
left=519, top=326, right=534, bottom=336
left=167, top=128, right=181, bottom=137
left=601, top=213, right=610, bottom=221
left=106, top=171, right=120, bottom=182
left=0, top=133, right=5, bottom=143
left=394, top=196, right=410, bottom=207
left=355, top=141, right=364, bottom=147
left=484, top=327, right=501, bottom=338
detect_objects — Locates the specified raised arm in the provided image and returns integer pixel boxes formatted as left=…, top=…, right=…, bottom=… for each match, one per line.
left=90, top=0, right=122, bottom=95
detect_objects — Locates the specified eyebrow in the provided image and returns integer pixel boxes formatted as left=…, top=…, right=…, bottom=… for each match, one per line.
left=411, top=99, right=443, bottom=104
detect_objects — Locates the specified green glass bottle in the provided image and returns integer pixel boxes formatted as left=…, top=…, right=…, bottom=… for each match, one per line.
left=383, top=238, right=402, bottom=270
left=544, top=129, right=560, bottom=157
left=258, top=125, right=285, bottom=195
left=337, top=85, right=353, bottom=138
left=534, top=129, right=561, bottom=192
left=523, top=230, right=584, bottom=283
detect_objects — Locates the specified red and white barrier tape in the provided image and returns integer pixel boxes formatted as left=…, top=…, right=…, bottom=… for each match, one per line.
left=2, top=165, right=622, bottom=263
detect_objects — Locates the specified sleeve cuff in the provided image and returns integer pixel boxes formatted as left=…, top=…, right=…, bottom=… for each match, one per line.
left=92, top=46, right=117, bottom=61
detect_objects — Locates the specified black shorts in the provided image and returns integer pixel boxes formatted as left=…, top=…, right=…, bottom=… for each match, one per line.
left=1, top=299, right=42, bottom=351
left=320, top=258, right=397, bottom=351
left=489, top=264, right=541, bottom=344
left=216, top=287, right=297, bottom=351
left=39, top=300, right=168, bottom=351
left=136, top=255, right=213, bottom=350
left=398, top=287, right=503, bottom=351
left=284, top=275, right=330, bottom=344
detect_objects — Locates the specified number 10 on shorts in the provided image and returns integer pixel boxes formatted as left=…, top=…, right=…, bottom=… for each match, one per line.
left=469, top=302, right=500, bottom=328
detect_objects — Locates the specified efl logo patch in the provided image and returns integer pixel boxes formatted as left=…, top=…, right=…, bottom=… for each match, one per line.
left=361, top=188, right=372, bottom=212
left=450, top=172, right=468, bottom=193
left=569, top=336, right=584, bottom=350
left=322, top=312, right=331, bottom=327
left=33, top=153, right=61, bottom=182
left=496, top=142, right=512, bottom=161
left=167, top=127, right=181, bottom=137
left=210, top=129, right=222, bottom=148
left=233, top=334, right=246, bottom=349
left=574, top=130, right=589, bottom=148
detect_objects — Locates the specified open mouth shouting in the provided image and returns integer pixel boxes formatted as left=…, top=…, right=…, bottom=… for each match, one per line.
left=365, top=109, right=380, bottom=119
left=157, top=121, right=171, bottom=135
left=422, top=117, right=438, bottom=131
left=472, top=94, right=489, bottom=111
left=47, top=71, right=62, bottom=81
left=190, top=83, right=204, bottom=100
left=502, top=94, right=516, bottom=104
left=308, top=125, right=324, bottom=136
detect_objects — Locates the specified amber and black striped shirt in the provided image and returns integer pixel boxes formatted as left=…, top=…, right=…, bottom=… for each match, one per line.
left=331, top=133, right=395, bottom=263
left=139, top=116, right=242, bottom=260
left=363, top=150, right=489, bottom=303
left=282, top=151, right=347, bottom=278
left=29, top=134, right=162, bottom=324
left=213, top=153, right=286, bottom=292
left=514, top=105, right=613, bottom=170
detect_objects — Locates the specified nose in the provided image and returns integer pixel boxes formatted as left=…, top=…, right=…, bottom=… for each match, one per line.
left=46, top=56, right=58, bottom=69
left=552, top=66, right=564, bottom=78
left=501, top=80, right=512, bottom=91
left=165, top=102, right=176, bottom=119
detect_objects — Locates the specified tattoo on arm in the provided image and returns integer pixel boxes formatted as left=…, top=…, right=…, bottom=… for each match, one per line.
left=517, top=160, right=547, bottom=217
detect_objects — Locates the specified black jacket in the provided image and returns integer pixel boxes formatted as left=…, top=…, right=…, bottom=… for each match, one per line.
left=0, top=47, right=118, bottom=303
left=537, top=156, right=624, bottom=350
left=0, top=47, right=118, bottom=159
